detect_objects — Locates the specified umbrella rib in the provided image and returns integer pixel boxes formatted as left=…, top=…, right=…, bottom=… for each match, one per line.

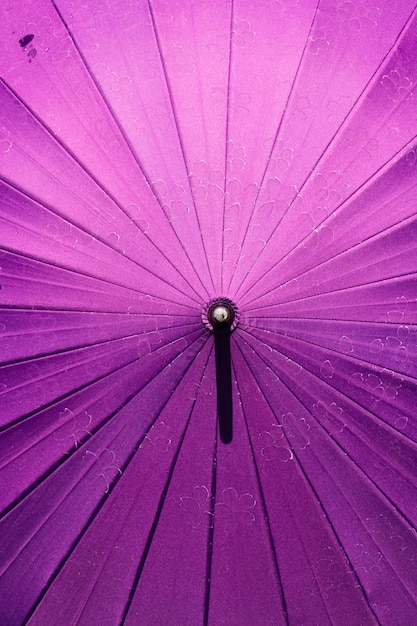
left=241, top=193, right=417, bottom=310
left=297, top=435, right=417, bottom=614
left=283, top=371, right=417, bottom=610
left=224, top=0, right=320, bottom=294
left=1, top=332, right=209, bottom=523
left=245, top=318, right=406, bottom=356
left=234, top=348, right=361, bottom=626
left=240, top=327, right=417, bottom=448
left=120, top=344, right=214, bottom=624
left=246, top=315, right=417, bottom=328
left=233, top=337, right=376, bottom=623
left=188, top=5, right=227, bottom=298
left=243, top=319, right=417, bottom=379
left=0, top=302, right=181, bottom=319
left=71, top=341, right=214, bottom=625
left=0, top=321, right=201, bottom=369
left=0, top=301, right=189, bottom=315
left=0, top=82, right=203, bottom=303
left=100, top=335, right=212, bottom=472
left=48, top=2, right=212, bottom=301
left=221, top=0, right=235, bottom=294
left=0, top=337, right=148, bottom=401
left=236, top=333, right=417, bottom=616
left=147, top=0, right=216, bottom=296
left=7, top=338, right=210, bottom=626
left=0, top=306, right=194, bottom=322
left=244, top=272, right=417, bottom=315
left=239, top=132, right=417, bottom=306
left=233, top=6, right=417, bottom=300
left=244, top=270, right=417, bottom=315
left=0, top=236, right=199, bottom=308
left=0, top=243, right=200, bottom=315
left=0, top=173, right=201, bottom=306
left=243, top=325, right=417, bottom=400
left=231, top=351, right=290, bottom=625
left=203, top=382, right=218, bottom=626
left=0, top=328, right=206, bottom=436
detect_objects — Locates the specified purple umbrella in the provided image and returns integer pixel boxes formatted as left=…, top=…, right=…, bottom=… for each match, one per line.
left=1, top=0, right=417, bottom=623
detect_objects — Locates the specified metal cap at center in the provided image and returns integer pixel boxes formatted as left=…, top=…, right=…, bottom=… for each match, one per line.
left=203, top=298, right=239, bottom=332
left=211, top=305, right=231, bottom=324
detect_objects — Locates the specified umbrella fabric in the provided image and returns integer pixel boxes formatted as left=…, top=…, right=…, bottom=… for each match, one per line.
left=1, top=0, right=417, bottom=624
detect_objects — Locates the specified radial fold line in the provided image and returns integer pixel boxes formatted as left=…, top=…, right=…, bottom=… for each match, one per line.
left=0, top=332, right=208, bottom=488
left=236, top=332, right=412, bottom=608
left=0, top=333, right=210, bottom=617
left=0, top=178, right=202, bottom=305
left=220, top=0, right=235, bottom=294
left=237, top=330, right=417, bottom=527
left=51, top=0, right=212, bottom=299
left=0, top=163, right=201, bottom=306
left=243, top=272, right=417, bottom=324
left=238, top=133, right=417, bottom=307
left=232, top=358, right=290, bottom=623
left=147, top=0, right=217, bottom=295
left=0, top=317, right=200, bottom=367
left=0, top=247, right=200, bottom=316
left=241, top=326, right=416, bottom=433
left=245, top=315, right=417, bottom=381
left=232, top=7, right=417, bottom=301
left=0, top=80, right=205, bottom=304
left=233, top=341, right=376, bottom=624
left=0, top=326, right=205, bottom=434
left=116, top=347, right=215, bottom=625
left=244, top=317, right=416, bottom=380
left=48, top=3, right=213, bottom=299
left=207, top=349, right=288, bottom=624
left=223, top=0, right=320, bottom=295
left=240, top=173, right=417, bottom=308
left=30, top=344, right=213, bottom=621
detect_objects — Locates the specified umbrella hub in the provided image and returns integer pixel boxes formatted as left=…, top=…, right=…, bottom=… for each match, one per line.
left=203, top=298, right=239, bottom=333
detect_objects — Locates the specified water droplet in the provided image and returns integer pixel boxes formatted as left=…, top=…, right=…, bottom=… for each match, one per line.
left=320, top=360, right=334, bottom=379
left=394, top=416, right=408, bottom=430
left=339, top=335, right=353, bottom=354
left=19, top=34, right=34, bottom=48
left=370, top=338, right=384, bottom=353
left=395, top=346, right=408, bottom=363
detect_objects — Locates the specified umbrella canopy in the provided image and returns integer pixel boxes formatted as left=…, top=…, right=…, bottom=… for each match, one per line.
left=1, top=0, right=417, bottom=624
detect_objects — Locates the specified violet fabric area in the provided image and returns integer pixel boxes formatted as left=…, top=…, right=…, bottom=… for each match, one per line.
left=1, top=0, right=417, bottom=624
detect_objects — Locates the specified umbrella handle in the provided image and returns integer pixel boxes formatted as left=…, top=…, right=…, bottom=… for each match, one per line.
left=213, top=330, right=233, bottom=444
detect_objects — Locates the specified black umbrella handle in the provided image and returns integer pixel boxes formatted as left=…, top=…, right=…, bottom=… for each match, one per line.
left=213, top=329, right=233, bottom=444
left=206, top=300, right=236, bottom=444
